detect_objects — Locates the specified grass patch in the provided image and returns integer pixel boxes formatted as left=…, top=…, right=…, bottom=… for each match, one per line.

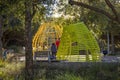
left=34, top=62, right=120, bottom=80
left=0, top=61, right=25, bottom=80
left=0, top=61, right=120, bottom=80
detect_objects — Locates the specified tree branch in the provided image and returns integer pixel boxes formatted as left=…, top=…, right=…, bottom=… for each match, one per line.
left=69, top=0, right=120, bottom=24
left=105, top=0, right=119, bottom=21
left=31, top=1, right=37, bottom=19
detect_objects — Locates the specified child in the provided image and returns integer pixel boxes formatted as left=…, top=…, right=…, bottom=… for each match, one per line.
left=55, top=38, right=60, bottom=49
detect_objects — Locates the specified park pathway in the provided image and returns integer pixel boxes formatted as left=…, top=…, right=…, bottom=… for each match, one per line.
left=18, top=55, right=120, bottom=62
left=101, top=56, right=120, bottom=62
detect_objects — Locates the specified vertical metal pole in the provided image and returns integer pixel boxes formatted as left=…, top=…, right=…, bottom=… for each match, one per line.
left=48, top=51, right=51, bottom=63
left=111, top=33, right=114, bottom=54
left=107, top=31, right=110, bottom=54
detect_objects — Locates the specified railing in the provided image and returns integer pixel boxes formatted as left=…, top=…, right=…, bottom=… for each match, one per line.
left=34, top=50, right=51, bottom=62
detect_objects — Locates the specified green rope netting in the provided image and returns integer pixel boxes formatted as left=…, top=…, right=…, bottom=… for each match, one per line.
left=57, top=22, right=101, bottom=62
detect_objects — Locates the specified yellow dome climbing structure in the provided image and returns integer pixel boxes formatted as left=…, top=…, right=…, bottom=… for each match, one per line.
left=32, top=22, right=63, bottom=53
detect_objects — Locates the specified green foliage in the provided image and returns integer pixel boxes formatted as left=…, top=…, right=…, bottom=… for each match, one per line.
left=7, top=45, right=20, bottom=53
left=0, top=62, right=119, bottom=80
left=78, top=63, right=120, bottom=80
left=34, top=63, right=120, bottom=80
left=0, top=0, right=50, bottom=48
left=0, top=62, right=24, bottom=80
left=8, top=16, right=22, bottom=28
left=0, top=60, right=5, bottom=67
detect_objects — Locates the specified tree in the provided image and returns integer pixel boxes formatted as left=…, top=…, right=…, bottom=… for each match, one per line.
left=68, top=0, right=120, bottom=54
left=25, top=0, right=35, bottom=79
left=69, top=0, right=120, bottom=24
left=0, top=0, right=9, bottom=59
left=0, top=0, right=25, bottom=60
left=0, top=15, right=3, bottom=59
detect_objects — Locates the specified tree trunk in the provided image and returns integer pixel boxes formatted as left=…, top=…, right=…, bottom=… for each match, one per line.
left=25, top=1, right=33, bottom=80
left=0, top=16, right=3, bottom=59
left=111, top=33, right=115, bottom=54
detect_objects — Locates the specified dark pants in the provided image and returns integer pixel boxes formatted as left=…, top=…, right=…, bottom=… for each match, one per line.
left=51, top=52, right=56, bottom=59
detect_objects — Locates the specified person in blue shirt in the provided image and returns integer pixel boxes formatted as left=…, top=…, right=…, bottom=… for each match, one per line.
left=51, top=43, right=57, bottom=59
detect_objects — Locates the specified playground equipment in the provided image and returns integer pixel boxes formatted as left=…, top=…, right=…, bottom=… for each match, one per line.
left=57, top=23, right=100, bottom=61
left=32, top=22, right=100, bottom=61
left=32, top=22, right=62, bottom=53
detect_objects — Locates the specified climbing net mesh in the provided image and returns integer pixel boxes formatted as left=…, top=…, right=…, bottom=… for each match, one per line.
left=32, top=22, right=101, bottom=62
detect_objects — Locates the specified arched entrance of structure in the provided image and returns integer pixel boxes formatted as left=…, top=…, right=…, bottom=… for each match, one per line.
left=32, top=22, right=62, bottom=52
